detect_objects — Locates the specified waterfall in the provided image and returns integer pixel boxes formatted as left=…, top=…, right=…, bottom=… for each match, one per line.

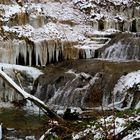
left=34, top=70, right=101, bottom=109
left=100, top=34, right=140, bottom=60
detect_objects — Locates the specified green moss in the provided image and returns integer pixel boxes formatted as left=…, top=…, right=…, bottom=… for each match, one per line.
left=136, top=108, right=140, bottom=114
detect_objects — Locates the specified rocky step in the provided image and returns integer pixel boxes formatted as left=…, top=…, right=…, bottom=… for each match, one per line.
left=98, top=33, right=140, bottom=60
left=90, top=37, right=110, bottom=44
left=33, top=59, right=140, bottom=110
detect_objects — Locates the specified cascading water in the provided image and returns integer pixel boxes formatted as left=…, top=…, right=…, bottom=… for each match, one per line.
left=100, top=33, right=140, bottom=60
left=34, top=70, right=101, bottom=109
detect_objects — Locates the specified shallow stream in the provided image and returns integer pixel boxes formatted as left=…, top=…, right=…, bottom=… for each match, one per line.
left=0, top=108, right=48, bottom=139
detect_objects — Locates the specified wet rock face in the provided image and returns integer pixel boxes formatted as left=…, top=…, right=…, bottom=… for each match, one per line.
left=33, top=68, right=101, bottom=108
left=32, top=60, right=140, bottom=109
left=99, top=33, right=140, bottom=60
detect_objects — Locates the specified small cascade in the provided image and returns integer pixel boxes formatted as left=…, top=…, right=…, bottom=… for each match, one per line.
left=100, top=33, right=140, bottom=60
left=34, top=70, right=102, bottom=109
left=31, top=60, right=140, bottom=110
left=102, top=42, right=129, bottom=60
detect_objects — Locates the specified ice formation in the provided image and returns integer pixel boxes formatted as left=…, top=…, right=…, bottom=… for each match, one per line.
left=0, top=0, right=139, bottom=65
left=110, top=70, right=140, bottom=110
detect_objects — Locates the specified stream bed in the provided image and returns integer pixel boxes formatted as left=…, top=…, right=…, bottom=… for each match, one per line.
left=0, top=108, right=48, bottom=139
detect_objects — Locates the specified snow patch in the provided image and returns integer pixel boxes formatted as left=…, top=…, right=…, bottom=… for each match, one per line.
left=0, top=63, right=43, bottom=80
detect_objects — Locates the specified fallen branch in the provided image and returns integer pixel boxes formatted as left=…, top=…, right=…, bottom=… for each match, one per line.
left=0, top=69, right=65, bottom=123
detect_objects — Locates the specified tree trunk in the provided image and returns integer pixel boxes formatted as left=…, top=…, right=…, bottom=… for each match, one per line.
left=0, top=69, right=65, bottom=123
